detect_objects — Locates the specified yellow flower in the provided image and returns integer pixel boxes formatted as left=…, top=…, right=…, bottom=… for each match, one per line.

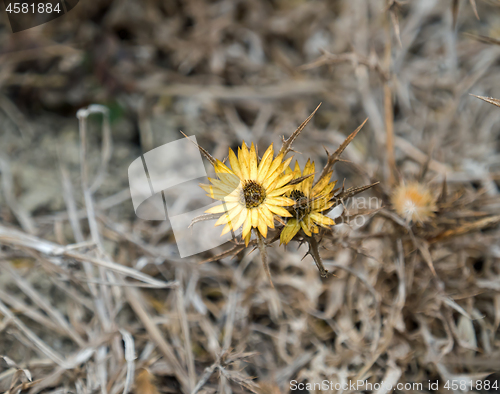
left=201, top=142, right=295, bottom=246
left=280, top=159, right=337, bottom=244
left=391, top=181, right=436, bottom=223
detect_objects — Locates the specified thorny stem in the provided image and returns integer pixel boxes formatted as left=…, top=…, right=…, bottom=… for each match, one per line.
left=255, top=229, right=274, bottom=288
left=314, top=118, right=368, bottom=187
left=307, top=236, right=329, bottom=278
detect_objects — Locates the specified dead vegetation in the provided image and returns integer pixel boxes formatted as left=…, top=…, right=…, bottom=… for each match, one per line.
left=1, top=0, right=500, bottom=393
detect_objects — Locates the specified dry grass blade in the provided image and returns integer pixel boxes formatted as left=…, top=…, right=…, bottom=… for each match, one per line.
left=255, top=230, right=274, bottom=288
left=180, top=130, right=216, bottom=165
left=431, top=215, right=500, bottom=242
left=416, top=239, right=436, bottom=277
left=0, top=225, right=175, bottom=288
left=198, top=243, right=248, bottom=264
left=470, top=94, right=500, bottom=108
left=119, top=329, right=136, bottom=394
left=300, top=50, right=389, bottom=80
left=1, top=2, right=500, bottom=393
left=384, top=82, right=395, bottom=185
left=124, top=287, right=189, bottom=392
left=76, top=105, right=113, bottom=194
left=175, top=271, right=196, bottom=392
left=469, top=0, right=479, bottom=20
left=192, top=364, right=217, bottom=394
left=464, top=33, right=500, bottom=46
left=189, top=213, right=222, bottom=228
left=5, top=265, right=86, bottom=347
left=278, top=103, right=321, bottom=157
left=0, top=155, right=36, bottom=234
left=0, top=356, right=32, bottom=387
left=452, top=0, right=459, bottom=30
left=219, top=368, right=260, bottom=394
left=0, top=289, right=64, bottom=334
left=0, top=299, right=93, bottom=369
left=387, top=1, right=402, bottom=48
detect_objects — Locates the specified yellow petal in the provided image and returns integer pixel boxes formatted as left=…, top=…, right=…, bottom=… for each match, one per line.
left=228, top=148, right=242, bottom=178
left=257, top=144, right=274, bottom=182
left=264, top=152, right=285, bottom=181
left=249, top=142, right=258, bottom=180
left=220, top=223, right=233, bottom=236
left=214, top=159, right=235, bottom=176
left=280, top=219, right=300, bottom=244
left=310, top=197, right=329, bottom=211
left=201, top=184, right=227, bottom=200
left=242, top=209, right=252, bottom=239
left=293, top=160, right=302, bottom=178
left=265, top=204, right=292, bottom=217
left=311, top=171, right=333, bottom=196
left=238, top=144, right=250, bottom=179
left=273, top=173, right=294, bottom=190
left=251, top=208, right=259, bottom=228
left=319, top=200, right=335, bottom=211
left=266, top=196, right=295, bottom=206
left=204, top=189, right=240, bottom=201
left=302, top=159, right=315, bottom=196
left=263, top=157, right=293, bottom=190
left=208, top=177, right=239, bottom=195
left=267, top=184, right=295, bottom=198
left=226, top=204, right=244, bottom=222
left=317, top=181, right=336, bottom=198
left=257, top=219, right=268, bottom=238
left=310, top=211, right=335, bottom=227
left=200, top=183, right=217, bottom=193
left=215, top=213, right=230, bottom=226
left=258, top=205, right=275, bottom=228
left=244, top=231, right=251, bottom=246
left=300, top=219, right=312, bottom=237
left=232, top=207, right=248, bottom=230
left=205, top=203, right=230, bottom=214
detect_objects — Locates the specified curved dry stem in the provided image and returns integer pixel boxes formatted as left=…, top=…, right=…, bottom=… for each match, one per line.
left=306, top=236, right=329, bottom=277
left=255, top=229, right=274, bottom=288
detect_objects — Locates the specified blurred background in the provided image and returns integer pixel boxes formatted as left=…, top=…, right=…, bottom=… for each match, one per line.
left=1, top=0, right=500, bottom=393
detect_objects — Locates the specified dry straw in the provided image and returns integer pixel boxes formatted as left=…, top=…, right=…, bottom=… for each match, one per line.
left=1, top=1, right=500, bottom=393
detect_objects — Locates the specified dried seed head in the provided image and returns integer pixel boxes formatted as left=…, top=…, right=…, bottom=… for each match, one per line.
left=134, top=368, right=159, bottom=394
left=241, top=180, right=267, bottom=208
left=391, top=181, right=437, bottom=223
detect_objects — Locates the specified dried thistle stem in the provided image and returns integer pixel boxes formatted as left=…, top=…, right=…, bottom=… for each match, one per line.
left=278, top=103, right=322, bottom=157
left=315, top=118, right=368, bottom=186
left=255, top=229, right=274, bottom=288
left=307, top=236, right=329, bottom=278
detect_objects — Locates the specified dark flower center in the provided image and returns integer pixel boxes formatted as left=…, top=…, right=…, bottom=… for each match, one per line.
left=241, top=180, right=266, bottom=208
left=290, top=190, right=310, bottom=220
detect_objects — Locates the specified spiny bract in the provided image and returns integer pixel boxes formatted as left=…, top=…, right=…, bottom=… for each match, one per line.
left=280, top=159, right=337, bottom=245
